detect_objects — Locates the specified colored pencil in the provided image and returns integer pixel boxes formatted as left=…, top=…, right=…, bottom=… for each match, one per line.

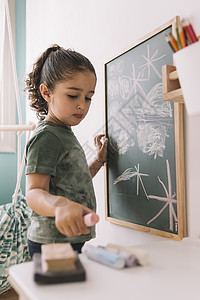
left=165, top=18, right=199, bottom=52
left=187, top=20, right=198, bottom=42
left=165, top=35, right=175, bottom=52
left=182, top=19, right=198, bottom=44
left=182, top=21, right=192, bottom=44
left=168, top=32, right=179, bottom=52
left=178, top=24, right=187, bottom=48
left=176, top=26, right=182, bottom=49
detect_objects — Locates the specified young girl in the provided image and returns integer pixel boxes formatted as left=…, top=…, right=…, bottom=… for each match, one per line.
left=25, top=44, right=107, bottom=258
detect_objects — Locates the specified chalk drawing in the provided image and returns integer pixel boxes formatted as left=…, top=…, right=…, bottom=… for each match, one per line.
left=107, top=46, right=172, bottom=159
left=139, top=44, right=166, bottom=79
left=144, top=83, right=172, bottom=118
left=119, top=76, right=133, bottom=100
left=108, top=77, right=119, bottom=99
left=136, top=83, right=172, bottom=159
left=147, top=159, right=177, bottom=231
left=137, top=124, right=168, bottom=159
left=108, top=64, right=116, bottom=77
left=129, top=63, right=148, bottom=101
left=108, top=116, right=136, bottom=155
left=114, top=163, right=149, bottom=199
left=108, top=81, right=172, bottom=158
left=108, top=100, right=136, bottom=155
left=116, top=60, right=124, bottom=74
left=108, top=59, right=124, bottom=77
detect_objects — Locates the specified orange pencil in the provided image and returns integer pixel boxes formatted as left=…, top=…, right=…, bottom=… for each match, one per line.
left=178, top=24, right=187, bottom=48
left=168, top=32, right=179, bottom=52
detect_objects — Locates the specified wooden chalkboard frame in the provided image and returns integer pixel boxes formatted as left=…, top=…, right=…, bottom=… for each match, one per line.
left=104, top=17, right=186, bottom=240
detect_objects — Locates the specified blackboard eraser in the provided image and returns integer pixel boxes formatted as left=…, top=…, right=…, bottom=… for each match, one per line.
left=33, top=252, right=86, bottom=284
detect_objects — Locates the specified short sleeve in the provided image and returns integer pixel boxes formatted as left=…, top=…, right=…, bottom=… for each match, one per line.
left=26, top=131, right=62, bottom=176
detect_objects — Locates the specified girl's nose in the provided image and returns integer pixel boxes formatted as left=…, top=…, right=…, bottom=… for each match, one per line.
left=76, top=98, right=85, bottom=110
left=77, top=104, right=82, bottom=110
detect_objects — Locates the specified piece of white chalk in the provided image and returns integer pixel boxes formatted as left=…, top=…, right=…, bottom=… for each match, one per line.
left=82, top=244, right=125, bottom=269
left=101, top=246, right=138, bottom=267
left=83, top=212, right=99, bottom=227
left=106, top=244, right=149, bottom=266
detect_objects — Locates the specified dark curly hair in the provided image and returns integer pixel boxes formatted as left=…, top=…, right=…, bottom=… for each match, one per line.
left=25, top=44, right=96, bottom=120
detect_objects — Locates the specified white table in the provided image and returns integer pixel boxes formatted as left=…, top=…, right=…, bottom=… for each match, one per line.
left=9, top=238, right=200, bottom=300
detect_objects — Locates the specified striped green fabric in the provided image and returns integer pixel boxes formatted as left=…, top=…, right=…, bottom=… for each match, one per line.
left=0, top=192, right=31, bottom=294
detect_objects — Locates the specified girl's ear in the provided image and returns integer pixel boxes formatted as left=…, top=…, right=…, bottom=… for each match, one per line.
left=40, top=84, right=51, bottom=102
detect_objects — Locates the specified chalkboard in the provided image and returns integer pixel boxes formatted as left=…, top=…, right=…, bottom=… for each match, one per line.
left=104, top=17, right=186, bottom=240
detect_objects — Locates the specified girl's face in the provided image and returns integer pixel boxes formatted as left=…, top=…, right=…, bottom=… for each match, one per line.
left=41, top=71, right=96, bottom=127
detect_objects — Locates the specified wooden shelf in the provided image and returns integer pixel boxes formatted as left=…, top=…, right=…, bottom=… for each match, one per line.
left=162, top=64, right=184, bottom=103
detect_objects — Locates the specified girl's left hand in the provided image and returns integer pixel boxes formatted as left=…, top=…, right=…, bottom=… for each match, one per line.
left=94, top=134, right=108, bottom=164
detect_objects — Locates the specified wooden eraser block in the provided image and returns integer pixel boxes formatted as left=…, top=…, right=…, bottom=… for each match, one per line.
left=34, top=253, right=86, bottom=284
left=41, top=243, right=77, bottom=272
left=42, top=243, right=76, bottom=261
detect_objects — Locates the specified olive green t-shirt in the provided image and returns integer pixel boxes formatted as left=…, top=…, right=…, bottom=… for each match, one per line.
left=25, top=121, right=96, bottom=244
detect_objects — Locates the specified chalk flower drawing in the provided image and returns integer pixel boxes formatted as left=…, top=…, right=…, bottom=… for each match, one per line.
left=128, top=63, right=148, bottom=102
left=139, top=44, right=166, bottom=79
left=147, top=159, right=177, bottom=231
left=114, top=163, right=149, bottom=199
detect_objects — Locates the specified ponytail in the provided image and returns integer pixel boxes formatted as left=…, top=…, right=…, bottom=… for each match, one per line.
left=25, top=44, right=96, bottom=120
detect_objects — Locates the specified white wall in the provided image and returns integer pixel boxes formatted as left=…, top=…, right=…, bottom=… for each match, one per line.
left=26, top=0, right=200, bottom=246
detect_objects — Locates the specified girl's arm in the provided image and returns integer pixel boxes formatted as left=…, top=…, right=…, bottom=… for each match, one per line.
left=26, top=173, right=92, bottom=237
left=89, top=134, right=108, bottom=178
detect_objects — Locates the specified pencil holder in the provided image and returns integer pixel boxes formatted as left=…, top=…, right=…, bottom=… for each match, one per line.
left=173, top=41, right=200, bottom=116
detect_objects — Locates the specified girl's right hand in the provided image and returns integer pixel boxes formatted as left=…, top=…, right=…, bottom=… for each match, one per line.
left=54, top=201, right=93, bottom=237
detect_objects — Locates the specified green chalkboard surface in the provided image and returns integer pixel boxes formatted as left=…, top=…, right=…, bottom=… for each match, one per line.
left=105, top=17, right=186, bottom=240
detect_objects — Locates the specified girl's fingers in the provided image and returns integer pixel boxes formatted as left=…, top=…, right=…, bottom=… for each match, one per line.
left=94, top=134, right=105, bottom=145
left=56, top=217, right=80, bottom=237
left=94, top=134, right=106, bottom=149
left=67, top=221, right=89, bottom=237
left=77, top=219, right=90, bottom=235
left=103, top=138, right=108, bottom=148
left=55, top=202, right=93, bottom=237
left=57, top=224, right=73, bottom=237
left=67, top=222, right=82, bottom=237
left=95, top=134, right=105, bottom=140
